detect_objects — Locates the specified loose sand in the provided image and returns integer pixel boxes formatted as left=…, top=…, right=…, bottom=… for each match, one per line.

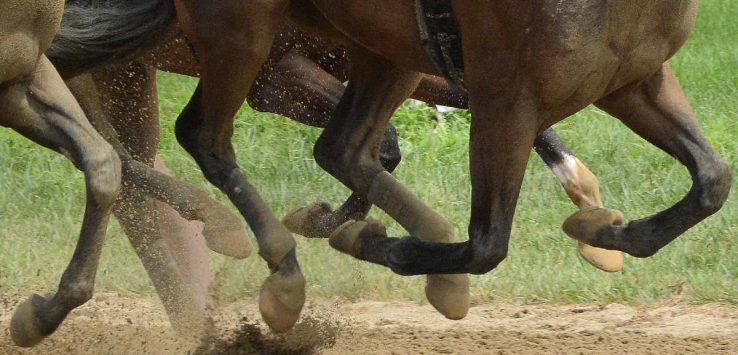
left=1, top=293, right=736, bottom=354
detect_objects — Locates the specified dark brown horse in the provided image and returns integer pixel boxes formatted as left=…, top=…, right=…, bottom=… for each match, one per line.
left=145, top=0, right=615, bottom=322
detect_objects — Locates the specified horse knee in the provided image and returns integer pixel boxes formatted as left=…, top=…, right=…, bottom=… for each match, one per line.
left=467, top=244, right=508, bottom=275
left=313, top=132, right=340, bottom=172
left=174, top=97, right=205, bottom=154
left=84, top=143, right=121, bottom=207
left=314, top=137, right=383, bottom=192
left=379, top=124, right=402, bottom=172
left=313, top=134, right=355, bottom=178
left=696, top=157, right=731, bottom=215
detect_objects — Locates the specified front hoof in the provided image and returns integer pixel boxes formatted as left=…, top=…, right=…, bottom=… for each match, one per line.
left=259, top=263, right=306, bottom=333
left=202, top=218, right=252, bottom=259
left=426, top=274, right=470, bottom=320
left=577, top=242, right=623, bottom=272
left=282, top=202, right=336, bottom=238
left=563, top=207, right=624, bottom=245
left=11, top=294, right=54, bottom=347
left=328, top=218, right=387, bottom=257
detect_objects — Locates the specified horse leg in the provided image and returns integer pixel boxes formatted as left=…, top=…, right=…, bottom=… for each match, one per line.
left=533, top=128, right=623, bottom=272
left=247, top=51, right=345, bottom=126
left=153, top=156, right=212, bottom=306
left=70, top=64, right=212, bottom=337
left=349, top=93, right=538, bottom=275
left=282, top=128, right=402, bottom=238
left=1, top=56, right=121, bottom=347
left=91, top=63, right=216, bottom=300
left=94, top=64, right=211, bottom=304
left=564, top=64, right=731, bottom=256
left=324, top=45, right=555, bottom=276
left=412, top=77, right=623, bottom=272
left=68, top=67, right=251, bottom=259
left=260, top=52, right=404, bottom=237
left=411, top=76, right=468, bottom=108
left=174, top=0, right=304, bottom=332
left=312, top=48, right=470, bottom=319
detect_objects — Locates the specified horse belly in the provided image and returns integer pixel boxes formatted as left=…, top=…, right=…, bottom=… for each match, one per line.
left=310, top=0, right=438, bottom=74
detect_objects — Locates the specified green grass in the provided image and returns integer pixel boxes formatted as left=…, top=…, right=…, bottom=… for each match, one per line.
left=1, top=1, right=736, bottom=305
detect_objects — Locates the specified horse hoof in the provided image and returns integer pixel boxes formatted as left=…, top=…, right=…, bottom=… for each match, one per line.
left=11, top=294, right=51, bottom=347
left=282, top=202, right=335, bottom=238
left=425, top=274, right=470, bottom=320
left=203, top=219, right=252, bottom=259
left=259, top=264, right=306, bottom=333
left=328, top=218, right=387, bottom=257
left=562, top=207, right=624, bottom=245
left=578, top=242, right=623, bottom=272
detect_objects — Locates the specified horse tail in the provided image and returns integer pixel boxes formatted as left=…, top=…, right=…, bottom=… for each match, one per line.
left=48, top=0, right=176, bottom=75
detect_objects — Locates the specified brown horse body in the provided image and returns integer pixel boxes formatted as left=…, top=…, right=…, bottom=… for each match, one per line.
left=276, top=0, right=728, bottom=317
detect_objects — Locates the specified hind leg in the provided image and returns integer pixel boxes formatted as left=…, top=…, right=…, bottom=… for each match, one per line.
left=0, top=56, right=121, bottom=347
left=533, top=128, right=623, bottom=272
left=564, top=64, right=731, bottom=256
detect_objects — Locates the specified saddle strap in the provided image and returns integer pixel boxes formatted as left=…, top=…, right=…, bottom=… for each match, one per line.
left=415, top=0, right=464, bottom=83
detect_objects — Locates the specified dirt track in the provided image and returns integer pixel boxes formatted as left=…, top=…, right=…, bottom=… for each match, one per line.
left=1, top=293, right=737, bottom=354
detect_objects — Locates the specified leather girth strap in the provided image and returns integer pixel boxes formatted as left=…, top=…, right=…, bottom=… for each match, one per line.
left=415, top=0, right=464, bottom=83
